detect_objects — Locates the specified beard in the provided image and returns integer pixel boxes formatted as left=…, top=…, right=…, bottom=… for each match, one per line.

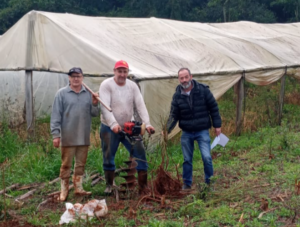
left=180, top=80, right=192, bottom=89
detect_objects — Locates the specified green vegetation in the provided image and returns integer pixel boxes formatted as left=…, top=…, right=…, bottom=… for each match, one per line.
left=1, top=77, right=300, bottom=226
left=0, top=0, right=299, bottom=35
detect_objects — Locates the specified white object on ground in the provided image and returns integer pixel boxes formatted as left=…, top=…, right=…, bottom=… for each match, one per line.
left=59, top=203, right=76, bottom=225
left=211, top=133, right=229, bottom=150
left=82, top=199, right=108, bottom=218
left=59, top=199, right=108, bottom=225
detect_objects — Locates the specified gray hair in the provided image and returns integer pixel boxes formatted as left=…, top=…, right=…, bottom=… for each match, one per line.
left=178, top=67, right=191, bottom=76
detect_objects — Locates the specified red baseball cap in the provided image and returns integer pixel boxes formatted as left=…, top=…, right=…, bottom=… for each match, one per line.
left=114, top=60, right=129, bottom=69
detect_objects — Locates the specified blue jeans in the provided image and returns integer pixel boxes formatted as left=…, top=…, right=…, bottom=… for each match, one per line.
left=181, top=129, right=213, bottom=186
left=100, top=124, right=148, bottom=171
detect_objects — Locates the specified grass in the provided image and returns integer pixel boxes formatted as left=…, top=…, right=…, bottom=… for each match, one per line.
left=1, top=77, right=300, bottom=226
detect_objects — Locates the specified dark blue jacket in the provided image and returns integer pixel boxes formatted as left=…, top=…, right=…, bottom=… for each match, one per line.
left=167, top=80, right=222, bottom=133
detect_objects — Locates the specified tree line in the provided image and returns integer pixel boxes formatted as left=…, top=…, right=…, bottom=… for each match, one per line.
left=0, top=0, right=299, bottom=35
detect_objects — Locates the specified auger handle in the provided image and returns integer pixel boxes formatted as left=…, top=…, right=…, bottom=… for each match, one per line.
left=150, top=129, right=155, bottom=134
left=82, top=82, right=112, bottom=112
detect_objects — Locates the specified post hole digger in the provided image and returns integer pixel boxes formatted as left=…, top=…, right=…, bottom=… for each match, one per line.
left=119, top=121, right=146, bottom=191
left=104, top=121, right=155, bottom=197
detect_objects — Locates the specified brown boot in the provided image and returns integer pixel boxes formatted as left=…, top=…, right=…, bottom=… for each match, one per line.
left=73, top=175, right=92, bottom=195
left=104, top=170, right=115, bottom=194
left=57, top=178, right=69, bottom=201
left=138, top=170, right=150, bottom=195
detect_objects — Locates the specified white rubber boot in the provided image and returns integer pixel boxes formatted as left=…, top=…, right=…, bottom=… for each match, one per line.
left=57, top=179, right=69, bottom=201
left=73, top=175, right=92, bottom=195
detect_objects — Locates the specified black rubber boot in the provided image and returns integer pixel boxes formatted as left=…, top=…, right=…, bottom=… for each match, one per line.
left=138, top=170, right=149, bottom=195
left=104, top=170, right=115, bottom=194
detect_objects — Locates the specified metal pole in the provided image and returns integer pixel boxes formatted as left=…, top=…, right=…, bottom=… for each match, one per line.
left=25, top=70, right=34, bottom=137
left=25, top=11, right=36, bottom=138
left=278, top=68, right=287, bottom=125
left=235, top=73, right=244, bottom=136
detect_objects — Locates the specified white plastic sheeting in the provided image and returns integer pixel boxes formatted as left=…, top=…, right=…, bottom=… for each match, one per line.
left=1, top=11, right=300, bottom=136
left=33, top=71, right=68, bottom=117
left=0, top=71, right=107, bottom=124
left=0, top=71, right=109, bottom=125
left=139, top=74, right=241, bottom=138
left=0, top=71, right=25, bottom=124
left=1, top=11, right=300, bottom=78
left=0, top=71, right=67, bottom=124
left=245, top=69, right=286, bottom=86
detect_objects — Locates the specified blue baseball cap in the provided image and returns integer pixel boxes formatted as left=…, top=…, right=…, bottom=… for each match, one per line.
left=68, top=67, right=83, bottom=75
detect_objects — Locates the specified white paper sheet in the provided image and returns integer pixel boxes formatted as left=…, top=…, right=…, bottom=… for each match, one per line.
left=211, top=136, right=220, bottom=150
left=211, top=133, right=229, bottom=150
left=219, top=133, right=229, bottom=147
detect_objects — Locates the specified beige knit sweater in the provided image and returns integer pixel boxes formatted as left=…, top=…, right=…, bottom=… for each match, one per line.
left=99, top=77, right=151, bottom=130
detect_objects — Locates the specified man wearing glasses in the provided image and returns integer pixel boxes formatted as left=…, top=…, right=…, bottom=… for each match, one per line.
left=99, top=60, right=155, bottom=195
left=51, top=67, right=100, bottom=201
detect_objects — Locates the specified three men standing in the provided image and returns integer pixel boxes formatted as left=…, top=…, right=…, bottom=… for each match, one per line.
left=166, top=68, right=222, bottom=189
left=51, top=63, right=221, bottom=200
left=51, top=67, right=100, bottom=201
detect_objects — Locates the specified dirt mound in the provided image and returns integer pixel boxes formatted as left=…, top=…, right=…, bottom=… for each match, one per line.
left=0, top=220, right=34, bottom=227
left=153, top=165, right=182, bottom=197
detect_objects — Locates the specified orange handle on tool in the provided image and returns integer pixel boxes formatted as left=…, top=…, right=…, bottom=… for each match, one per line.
left=82, top=82, right=112, bottom=112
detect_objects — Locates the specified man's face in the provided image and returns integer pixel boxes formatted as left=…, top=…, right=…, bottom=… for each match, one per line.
left=114, top=67, right=129, bottom=85
left=69, top=73, right=83, bottom=87
left=178, top=70, right=192, bottom=89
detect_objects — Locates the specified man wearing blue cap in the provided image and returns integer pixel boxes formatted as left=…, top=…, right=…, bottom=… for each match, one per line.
left=51, top=67, right=100, bottom=201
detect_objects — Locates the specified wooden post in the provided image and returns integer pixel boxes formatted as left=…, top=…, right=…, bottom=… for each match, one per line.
left=25, top=12, right=36, bottom=137
left=278, top=73, right=286, bottom=125
left=25, top=70, right=34, bottom=137
left=235, top=75, right=244, bottom=136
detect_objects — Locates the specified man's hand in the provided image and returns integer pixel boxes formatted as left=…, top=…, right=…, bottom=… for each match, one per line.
left=112, top=125, right=122, bottom=134
left=215, top=128, right=221, bottom=136
left=146, top=126, right=155, bottom=134
left=92, top=93, right=99, bottom=105
left=53, top=138, right=60, bottom=148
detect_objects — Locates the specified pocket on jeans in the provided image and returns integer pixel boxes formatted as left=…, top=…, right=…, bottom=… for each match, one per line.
left=199, top=130, right=210, bottom=142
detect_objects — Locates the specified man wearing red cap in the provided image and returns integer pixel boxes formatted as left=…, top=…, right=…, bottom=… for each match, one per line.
left=99, top=60, right=155, bottom=194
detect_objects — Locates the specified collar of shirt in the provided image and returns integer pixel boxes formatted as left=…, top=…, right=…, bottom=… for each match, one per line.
left=66, top=84, right=86, bottom=94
